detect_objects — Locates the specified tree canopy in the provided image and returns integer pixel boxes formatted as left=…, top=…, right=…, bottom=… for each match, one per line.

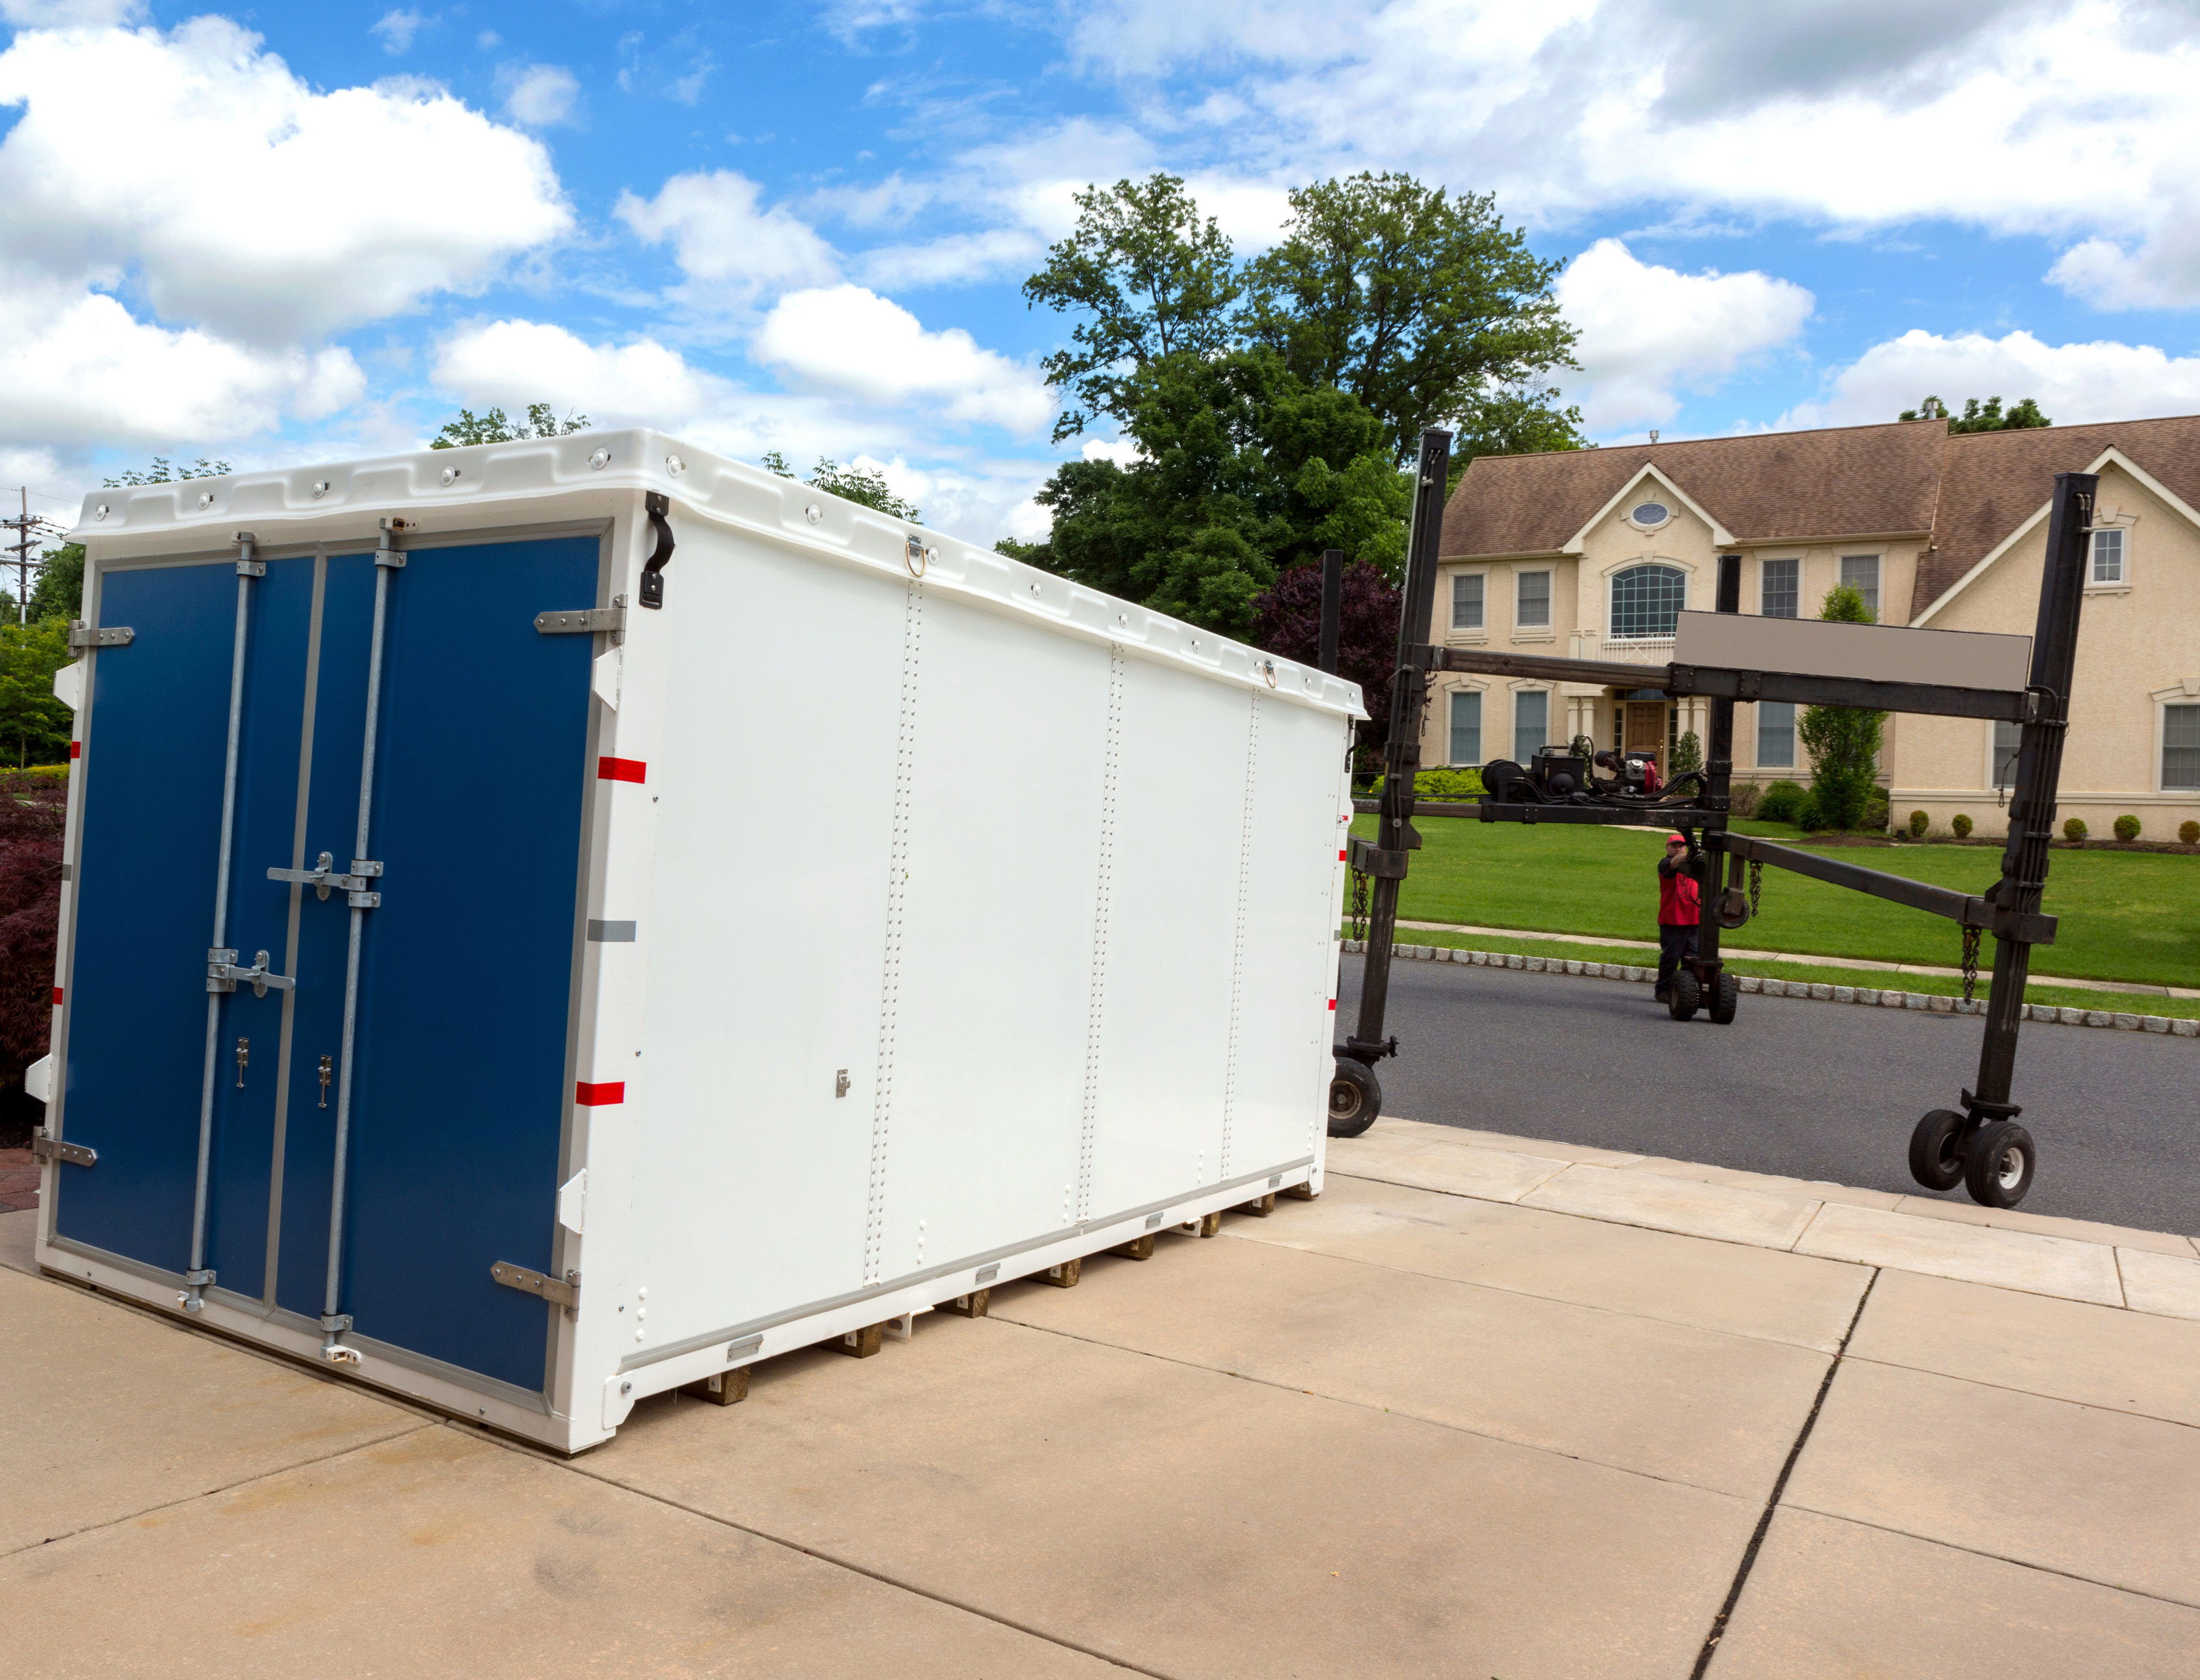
left=1899, top=395, right=2051, bottom=432
left=430, top=403, right=590, bottom=448
left=102, top=456, right=230, bottom=487
left=761, top=451, right=922, bottom=522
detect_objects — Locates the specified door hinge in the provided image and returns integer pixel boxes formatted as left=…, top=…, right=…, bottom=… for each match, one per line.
left=32, top=1129, right=95, bottom=1168
left=535, top=606, right=625, bottom=635
left=492, top=1261, right=580, bottom=1310
left=207, top=948, right=295, bottom=997
left=68, top=623, right=133, bottom=649
left=267, top=852, right=382, bottom=906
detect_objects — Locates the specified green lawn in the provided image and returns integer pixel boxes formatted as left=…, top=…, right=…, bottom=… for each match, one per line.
left=1348, top=814, right=2200, bottom=989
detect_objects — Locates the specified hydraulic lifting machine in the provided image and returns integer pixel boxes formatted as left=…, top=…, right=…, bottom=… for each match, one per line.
left=1323, top=428, right=2093, bottom=1210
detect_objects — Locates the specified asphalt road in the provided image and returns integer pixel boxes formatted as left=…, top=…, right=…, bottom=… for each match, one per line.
left=1336, top=955, right=2200, bottom=1234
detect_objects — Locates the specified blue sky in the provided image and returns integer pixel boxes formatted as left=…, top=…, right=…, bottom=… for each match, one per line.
left=5, top=0, right=2200, bottom=542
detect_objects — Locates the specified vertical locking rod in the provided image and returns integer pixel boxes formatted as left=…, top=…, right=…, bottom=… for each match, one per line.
left=183, top=533, right=262, bottom=1313
left=319, top=521, right=401, bottom=1360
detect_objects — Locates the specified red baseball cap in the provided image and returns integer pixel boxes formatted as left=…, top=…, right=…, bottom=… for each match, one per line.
left=1666, top=833, right=1685, bottom=843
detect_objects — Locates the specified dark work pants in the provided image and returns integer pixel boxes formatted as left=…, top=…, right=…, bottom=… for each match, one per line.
left=1656, top=923, right=1698, bottom=998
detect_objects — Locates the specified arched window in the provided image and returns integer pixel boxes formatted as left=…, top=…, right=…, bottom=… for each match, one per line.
left=1610, top=563, right=1687, bottom=640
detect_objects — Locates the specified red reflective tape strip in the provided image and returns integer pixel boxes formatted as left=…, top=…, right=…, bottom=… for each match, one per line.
left=70, top=742, right=81, bottom=759
left=597, top=757, right=646, bottom=784
left=575, top=1081, right=625, bottom=1106
left=52, top=987, right=64, bottom=1006
left=1327, top=998, right=1336, bottom=1011
left=1337, top=848, right=1346, bottom=860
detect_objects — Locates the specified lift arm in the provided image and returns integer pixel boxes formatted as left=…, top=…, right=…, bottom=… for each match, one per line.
left=1712, top=832, right=2056, bottom=945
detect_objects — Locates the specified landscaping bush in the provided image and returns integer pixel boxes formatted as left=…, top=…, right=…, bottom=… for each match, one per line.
left=2062, top=817, right=2088, bottom=843
left=1727, top=781, right=1761, bottom=818
left=1907, top=809, right=1930, bottom=837
left=1951, top=814, right=1974, bottom=838
left=1670, top=730, right=1702, bottom=776
left=1861, top=790, right=1890, bottom=832
left=1413, top=767, right=1484, bottom=799
left=2113, top=814, right=2141, bottom=842
left=1796, top=793, right=1828, bottom=831
left=2183, top=820, right=2200, bottom=845
left=1756, top=780, right=1807, bottom=824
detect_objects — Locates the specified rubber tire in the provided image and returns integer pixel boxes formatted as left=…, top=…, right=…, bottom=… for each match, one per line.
left=1965, top=1120, right=2037, bottom=1208
left=1908, top=1108, right=1970, bottom=1192
left=1708, top=970, right=1740, bottom=1025
left=1667, top=970, right=1700, bottom=1021
left=1327, top=1059, right=1382, bottom=1138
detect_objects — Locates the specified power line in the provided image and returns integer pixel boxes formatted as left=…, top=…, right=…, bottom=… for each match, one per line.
left=3, top=489, right=68, bottom=625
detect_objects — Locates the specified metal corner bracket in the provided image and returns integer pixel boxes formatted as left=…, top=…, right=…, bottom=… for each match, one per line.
left=492, top=1260, right=580, bottom=1312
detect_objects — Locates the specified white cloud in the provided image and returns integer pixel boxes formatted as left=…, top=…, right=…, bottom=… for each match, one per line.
left=1555, top=239, right=1813, bottom=430
left=499, top=63, right=580, bottom=128
left=0, top=0, right=141, bottom=23
left=752, top=286, right=1055, bottom=434
left=0, top=274, right=363, bottom=451
left=434, top=320, right=725, bottom=426
left=370, top=8, right=427, bottom=55
left=0, top=18, right=571, bottom=342
left=618, top=170, right=841, bottom=310
left=1779, top=329, right=2200, bottom=430
left=854, top=228, right=1044, bottom=290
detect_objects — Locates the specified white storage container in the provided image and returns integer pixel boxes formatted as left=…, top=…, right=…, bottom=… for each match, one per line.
left=32, top=429, right=1361, bottom=1451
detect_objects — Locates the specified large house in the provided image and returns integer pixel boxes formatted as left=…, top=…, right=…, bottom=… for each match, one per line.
left=1430, top=415, right=2200, bottom=837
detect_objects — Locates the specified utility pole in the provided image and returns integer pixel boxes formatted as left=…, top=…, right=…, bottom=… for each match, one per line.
left=3, top=488, right=67, bottom=625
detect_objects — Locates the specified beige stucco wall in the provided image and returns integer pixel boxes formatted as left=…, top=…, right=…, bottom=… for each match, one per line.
left=1891, top=460, right=2200, bottom=837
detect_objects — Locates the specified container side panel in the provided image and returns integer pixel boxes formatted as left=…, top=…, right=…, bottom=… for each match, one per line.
left=56, top=562, right=243, bottom=1271
left=272, top=554, right=376, bottom=1319
left=1085, top=659, right=1246, bottom=1218
left=200, top=555, right=319, bottom=1298
left=1228, top=698, right=1345, bottom=1177
left=631, top=532, right=903, bottom=1350
left=882, top=593, right=1108, bottom=1276
left=339, top=535, right=598, bottom=1390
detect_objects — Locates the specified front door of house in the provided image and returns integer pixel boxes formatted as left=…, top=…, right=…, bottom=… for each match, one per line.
left=1624, top=700, right=1667, bottom=767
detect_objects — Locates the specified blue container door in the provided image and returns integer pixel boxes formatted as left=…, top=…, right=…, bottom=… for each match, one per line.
left=273, top=535, right=599, bottom=1393
left=56, top=557, right=318, bottom=1294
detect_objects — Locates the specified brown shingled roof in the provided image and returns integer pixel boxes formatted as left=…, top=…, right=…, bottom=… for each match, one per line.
left=1918, top=415, right=2200, bottom=608
left=1441, top=420, right=1948, bottom=558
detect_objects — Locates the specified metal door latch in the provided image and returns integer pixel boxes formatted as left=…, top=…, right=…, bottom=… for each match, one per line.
left=68, top=623, right=134, bottom=648
left=535, top=607, right=625, bottom=635
left=492, top=1261, right=580, bottom=1312
left=31, top=1129, right=95, bottom=1168
left=208, top=949, right=295, bottom=997
left=267, top=852, right=383, bottom=907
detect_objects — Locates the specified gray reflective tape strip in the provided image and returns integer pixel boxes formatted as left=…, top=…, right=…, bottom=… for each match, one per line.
left=587, top=920, right=637, bottom=942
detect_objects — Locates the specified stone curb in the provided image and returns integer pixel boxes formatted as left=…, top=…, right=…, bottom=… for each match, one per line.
left=1340, top=938, right=2200, bottom=1037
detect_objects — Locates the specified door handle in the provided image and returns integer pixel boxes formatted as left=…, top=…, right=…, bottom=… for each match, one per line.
left=268, top=850, right=383, bottom=906
left=207, top=948, right=294, bottom=998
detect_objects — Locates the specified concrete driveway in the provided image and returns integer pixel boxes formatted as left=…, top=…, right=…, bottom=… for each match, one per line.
left=6, top=1122, right=2198, bottom=1677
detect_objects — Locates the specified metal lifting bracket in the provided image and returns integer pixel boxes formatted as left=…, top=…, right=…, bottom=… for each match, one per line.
left=207, top=948, right=295, bottom=997
left=1347, top=833, right=1410, bottom=880
left=68, top=623, right=133, bottom=649
left=492, top=1261, right=581, bottom=1313
left=637, top=491, right=676, bottom=610
left=267, top=851, right=383, bottom=908
left=535, top=605, right=625, bottom=635
left=31, top=1129, right=95, bottom=1168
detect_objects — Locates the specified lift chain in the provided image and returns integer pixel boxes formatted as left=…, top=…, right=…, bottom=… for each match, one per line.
left=1961, top=925, right=1982, bottom=1005
left=1748, top=858, right=1762, bottom=920
left=1348, top=868, right=1370, bottom=942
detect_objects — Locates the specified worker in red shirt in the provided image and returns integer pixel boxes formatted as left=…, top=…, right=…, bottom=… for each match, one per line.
left=1655, top=833, right=1700, bottom=1004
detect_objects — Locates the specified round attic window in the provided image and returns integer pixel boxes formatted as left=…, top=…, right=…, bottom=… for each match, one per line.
left=1629, top=500, right=1671, bottom=528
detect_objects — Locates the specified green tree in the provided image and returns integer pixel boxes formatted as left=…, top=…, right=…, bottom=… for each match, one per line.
left=1899, top=395, right=2051, bottom=431
left=102, top=456, right=230, bottom=487
left=760, top=452, right=921, bottom=522
left=0, top=617, right=76, bottom=766
left=1238, top=172, right=1578, bottom=464
left=28, top=543, right=83, bottom=622
left=1796, top=583, right=1886, bottom=830
left=429, top=403, right=590, bottom=448
left=1021, top=174, right=1242, bottom=442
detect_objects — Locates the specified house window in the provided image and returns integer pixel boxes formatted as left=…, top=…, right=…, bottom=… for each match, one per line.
left=2091, top=528, right=2126, bottom=584
left=1760, top=558, right=1799, bottom=618
left=1757, top=701, right=1796, bottom=768
left=1515, top=569, right=1551, bottom=629
left=1452, top=573, right=1484, bottom=631
left=1840, top=554, right=1880, bottom=620
left=1449, top=690, right=1482, bottom=766
left=1514, top=691, right=1548, bottom=763
left=1609, top=563, right=1686, bottom=639
left=1993, top=719, right=2021, bottom=790
left=1629, top=500, right=1670, bottom=528
left=2165, top=704, right=2200, bottom=790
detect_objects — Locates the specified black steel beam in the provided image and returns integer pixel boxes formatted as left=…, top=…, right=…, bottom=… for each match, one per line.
left=1477, top=802, right=1728, bottom=828
left=1714, top=832, right=2056, bottom=944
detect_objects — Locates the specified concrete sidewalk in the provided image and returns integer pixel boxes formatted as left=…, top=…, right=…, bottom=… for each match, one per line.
left=5, top=1120, right=2198, bottom=1677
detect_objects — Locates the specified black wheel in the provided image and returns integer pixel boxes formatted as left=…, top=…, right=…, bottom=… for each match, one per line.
left=1965, top=1120, right=2036, bottom=1208
left=1667, top=971, right=1700, bottom=1021
left=1908, top=1109, right=1970, bottom=1192
left=1327, top=1059, right=1382, bottom=1137
left=1708, top=971, right=1740, bottom=1024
